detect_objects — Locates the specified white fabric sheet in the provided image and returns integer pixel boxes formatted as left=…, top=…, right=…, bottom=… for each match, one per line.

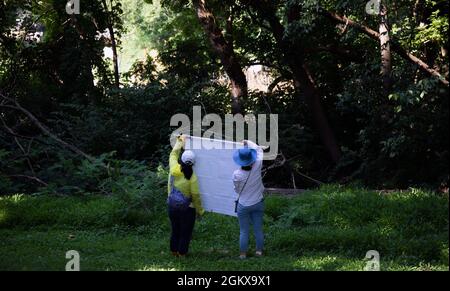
left=185, top=136, right=244, bottom=217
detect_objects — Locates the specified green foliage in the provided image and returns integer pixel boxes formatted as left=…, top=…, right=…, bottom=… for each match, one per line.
left=39, top=153, right=168, bottom=221
left=416, top=10, right=449, bottom=45
left=0, top=0, right=448, bottom=272
left=0, top=194, right=124, bottom=229
left=0, top=160, right=168, bottom=228
left=264, top=196, right=291, bottom=220
left=0, top=185, right=448, bottom=270
left=1, top=0, right=449, bottom=194
left=267, top=185, right=449, bottom=262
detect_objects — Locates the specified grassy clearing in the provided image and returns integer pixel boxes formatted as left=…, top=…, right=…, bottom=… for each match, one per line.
left=0, top=185, right=448, bottom=271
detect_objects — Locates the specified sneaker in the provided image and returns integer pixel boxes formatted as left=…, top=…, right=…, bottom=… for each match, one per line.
left=239, top=253, right=247, bottom=260
left=255, top=251, right=263, bottom=257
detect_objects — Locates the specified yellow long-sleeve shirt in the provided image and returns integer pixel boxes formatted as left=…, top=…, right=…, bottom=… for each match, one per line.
left=167, top=138, right=205, bottom=216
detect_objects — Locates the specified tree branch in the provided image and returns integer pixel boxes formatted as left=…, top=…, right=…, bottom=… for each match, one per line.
left=262, top=151, right=324, bottom=185
left=321, top=10, right=449, bottom=86
left=0, top=92, right=96, bottom=163
left=0, top=116, right=37, bottom=176
left=304, top=45, right=364, bottom=63
left=8, top=175, right=48, bottom=186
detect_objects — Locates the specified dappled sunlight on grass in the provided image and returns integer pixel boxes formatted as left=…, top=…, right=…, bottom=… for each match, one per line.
left=138, top=266, right=179, bottom=271
left=292, top=254, right=365, bottom=271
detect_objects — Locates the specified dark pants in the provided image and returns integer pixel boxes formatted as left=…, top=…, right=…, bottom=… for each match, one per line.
left=168, top=206, right=196, bottom=255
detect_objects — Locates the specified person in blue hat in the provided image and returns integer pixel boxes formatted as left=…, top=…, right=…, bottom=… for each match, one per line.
left=232, top=140, right=265, bottom=259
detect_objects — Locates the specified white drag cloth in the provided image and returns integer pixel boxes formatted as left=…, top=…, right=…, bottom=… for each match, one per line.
left=184, top=136, right=244, bottom=217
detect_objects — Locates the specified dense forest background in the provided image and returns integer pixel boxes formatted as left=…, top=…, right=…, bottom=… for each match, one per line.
left=0, top=0, right=448, bottom=195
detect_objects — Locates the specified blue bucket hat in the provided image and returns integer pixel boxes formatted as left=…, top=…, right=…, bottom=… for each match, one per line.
left=233, top=147, right=257, bottom=167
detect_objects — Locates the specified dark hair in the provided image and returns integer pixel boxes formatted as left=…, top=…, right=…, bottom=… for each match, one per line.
left=180, top=161, right=193, bottom=180
left=241, top=165, right=252, bottom=171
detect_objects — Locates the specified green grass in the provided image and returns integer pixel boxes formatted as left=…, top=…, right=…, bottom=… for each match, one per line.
left=0, top=185, right=448, bottom=271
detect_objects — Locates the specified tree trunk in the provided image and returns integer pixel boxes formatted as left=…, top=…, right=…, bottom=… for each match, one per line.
left=379, top=3, right=392, bottom=95
left=246, top=1, right=341, bottom=162
left=193, top=0, right=247, bottom=114
left=292, top=63, right=341, bottom=163
left=108, top=23, right=120, bottom=88
left=102, top=0, right=120, bottom=88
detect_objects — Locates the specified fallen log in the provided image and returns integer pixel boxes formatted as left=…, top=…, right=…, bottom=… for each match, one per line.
left=264, top=188, right=306, bottom=196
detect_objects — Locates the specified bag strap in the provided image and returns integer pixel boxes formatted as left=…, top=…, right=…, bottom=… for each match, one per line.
left=236, top=166, right=252, bottom=204
left=170, top=175, right=174, bottom=188
left=169, top=175, right=177, bottom=194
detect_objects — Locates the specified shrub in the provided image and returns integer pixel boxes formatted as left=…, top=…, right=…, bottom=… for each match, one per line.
left=0, top=156, right=169, bottom=228
left=270, top=185, right=448, bottom=261
left=264, top=196, right=291, bottom=220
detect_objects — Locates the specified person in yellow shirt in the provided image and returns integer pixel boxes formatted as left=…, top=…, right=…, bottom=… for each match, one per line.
left=168, top=135, right=205, bottom=257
